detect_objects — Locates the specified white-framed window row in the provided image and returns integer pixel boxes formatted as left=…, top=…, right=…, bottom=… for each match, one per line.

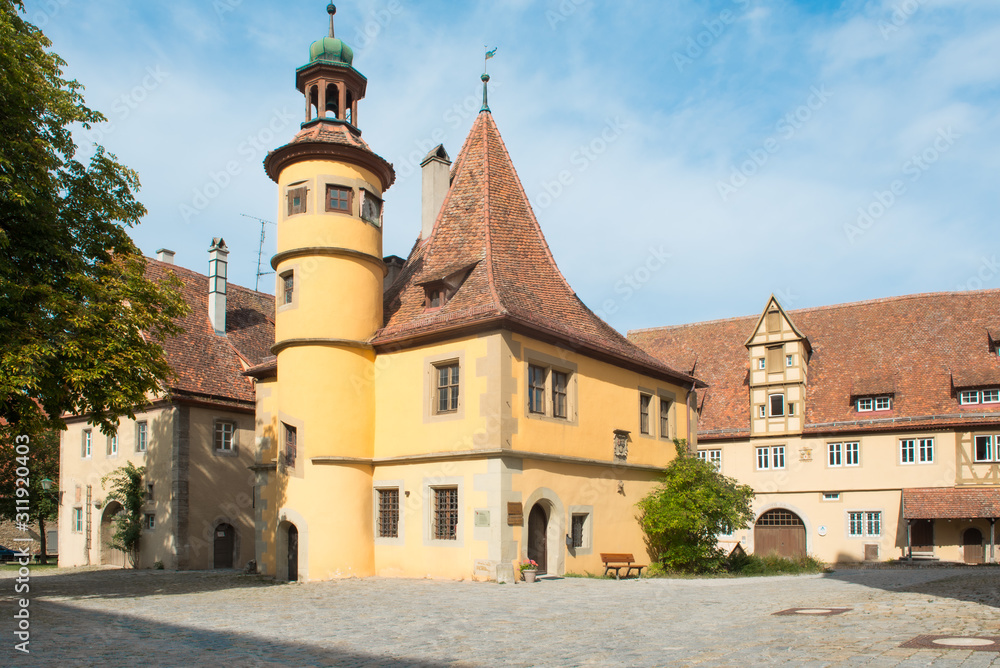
left=697, top=449, right=722, bottom=471
left=974, top=434, right=1000, bottom=463
left=827, top=441, right=860, bottom=468
left=899, top=437, right=934, bottom=465
left=857, top=395, right=892, bottom=412
left=959, top=388, right=1000, bottom=405
left=848, top=510, right=882, bottom=538
left=756, top=445, right=785, bottom=470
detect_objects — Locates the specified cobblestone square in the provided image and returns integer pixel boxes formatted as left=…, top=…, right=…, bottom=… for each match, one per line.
left=4, top=566, right=1000, bottom=666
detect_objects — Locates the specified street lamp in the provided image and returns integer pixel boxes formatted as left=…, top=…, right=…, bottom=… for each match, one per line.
left=41, top=478, right=55, bottom=492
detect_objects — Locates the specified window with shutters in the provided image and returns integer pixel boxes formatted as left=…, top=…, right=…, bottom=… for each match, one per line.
left=325, top=184, right=352, bottom=213
left=360, top=189, right=382, bottom=226
left=766, top=311, right=780, bottom=333
left=287, top=185, right=308, bottom=216
left=432, top=487, right=459, bottom=540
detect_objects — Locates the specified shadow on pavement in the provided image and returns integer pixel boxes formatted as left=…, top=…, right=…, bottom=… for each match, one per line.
left=821, top=564, right=1000, bottom=610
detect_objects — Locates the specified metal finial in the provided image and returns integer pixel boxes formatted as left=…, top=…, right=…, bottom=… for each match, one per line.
left=327, top=4, right=336, bottom=38
left=481, top=73, right=490, bottom=113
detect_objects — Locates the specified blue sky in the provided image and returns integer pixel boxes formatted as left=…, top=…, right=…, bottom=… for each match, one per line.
left=22, top=0, right=1000, bottom=333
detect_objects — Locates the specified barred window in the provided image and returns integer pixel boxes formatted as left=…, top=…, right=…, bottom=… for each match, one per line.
left=433, top=487, right=459, bottom=540
left=571, top=514, right=586, bottom=548
left=377, top=489, right=399, bottom=538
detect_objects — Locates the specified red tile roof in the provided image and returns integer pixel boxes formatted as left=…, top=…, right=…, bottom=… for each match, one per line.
left=629, top=290, right=1000, bottom=438
left=146, top=259, right=274, bottom=405
left=264, top=120, right=395, bottom=189
left=373, top=111, right=698, bottom=387
left=903, top=487, right=1000, bottom=519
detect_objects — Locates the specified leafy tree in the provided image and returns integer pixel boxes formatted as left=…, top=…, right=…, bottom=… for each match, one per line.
left=0, top=1, right=188, bottom=440
left=101, top=462, right=146, bottom=568
left=637, top=440, right=755, bottom=573
left=0, top=428, right=58, bottom=563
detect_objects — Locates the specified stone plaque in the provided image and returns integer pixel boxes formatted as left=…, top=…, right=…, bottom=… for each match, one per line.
left=475, top=510, right=490, bottom=527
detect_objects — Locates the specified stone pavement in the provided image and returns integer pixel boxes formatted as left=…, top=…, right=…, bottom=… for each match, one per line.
left=4, top=565, right=1000, bottom=667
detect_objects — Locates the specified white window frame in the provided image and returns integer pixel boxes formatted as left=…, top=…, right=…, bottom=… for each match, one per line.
left=82, top=430, right=92, bottom=459
left=984, top=389, right=1000, bottom=404
left=918, top=437, right=934, bottom=463
left=875, top=396, right=892, bottom=411
left=107, top=433, right=118, bottom=457
left=857, top=397, right=873, bottom=412
left=847, top=511, right=882, bottom=538
left=697, top=449, right=722, bottom=470
left=822, top=492, right=841, bottom=501
left=756, top=446, right=785, bottom=470
left=974, top=435, right=998, bottom=463
left=769, top=393, right=785, bottom=418
left=214, top=420, right=237, bottom=452
left=757, top=358, right=765, bottom=370
left=828, top=442, right=842, bottom=467
left=136, top=421, right=148, bottom=453
left=845, top=441, right=860, bottom=467
left=785, top=354, right=793, bottom=367
left=757, top=405, right=766, bottom=418
left=72, top=507, right=83, bottom=533
left=900, top=438, right=934, bottom=464
left=960, top=390, right=981, bottom=405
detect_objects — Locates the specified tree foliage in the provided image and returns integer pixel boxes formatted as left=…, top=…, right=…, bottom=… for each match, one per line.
left=0, top=428, right=58, bottom=563
left=637, top=441, right=755, bottom=573
left=101, top=462, right=146, bottom=568
left=0, top=1, right=188, bottom=439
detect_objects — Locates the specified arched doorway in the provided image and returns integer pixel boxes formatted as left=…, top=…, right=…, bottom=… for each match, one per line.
left=754, top=509, right=806, bottom=558
left=963, top=528, right=984, bottom=564
left=527, top=504, right=548, bottom=574
left=213, top=523, right=235, bottom=569
left=287, top=524, right=299, bottom=581
left=100, top=502, right=126, bottom=567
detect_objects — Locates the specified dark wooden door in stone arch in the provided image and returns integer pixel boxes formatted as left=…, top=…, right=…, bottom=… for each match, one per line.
left=527, top=504, right=548, bottom=574
left=964, top=528, right=984, bottom=564
left=287, top=525, right=299, bottom=581
left=754, top=509, right=806, bottom=558
left=213, top=523, right=235, bottom=569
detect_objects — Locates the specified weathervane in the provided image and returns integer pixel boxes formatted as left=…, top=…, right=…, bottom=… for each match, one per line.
left=482, top=46, right=497, bottom=112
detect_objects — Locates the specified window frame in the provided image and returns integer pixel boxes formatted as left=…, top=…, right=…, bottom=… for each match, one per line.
left=214, top=420, right=237, bottom=452
left=875, top=396, right=892, bottom=411
left=845, top=441, right=860, bottom=466
left=697, top=449, right=722, bottom=470
left=785, top=354, right=794, bottom=367
left=72, top=507, right=83, bottom=533
left=974, top=434, right=998, bottom=463
left=431, top=486, right=459, bottom=541
left=639, top=393, right=652, bottom=435
left=756, top=358, right=765, bottom=370
left=434, top=362, right=461, bottom=415
left=523, top=355, right=578, bottom=423
left=82, top=429, right=92, bottom=459
left=756, top=445, right=785, bottom=470
left=659, top=397, right=671, bottom=440
left=766, top=346, right=783, bottom=372
left=287, top=184, right=308, bottom=216
left=856, top=397, right=874, bottom=412
left=828, top=442, right=842, bottom=467
left=281, top=271, right=294, bottom=305
left=136, top=421, right=148, bottom=453
left=567, top=505, right=594, bottom=554
left=144, top=513, right=155, bottom=530
left=376, top=487, right=400, bottom=539
left=768, top=393, right=785, bottom=418
left=283, top=423, right=297, bottom=467
left=528, top=364, right=546, bottom=415
left=325, top=183, right=353, bottom=214
left=552, top=370, right=568, bottom=419
left=107, top=433, right=118, bottom=457
left=848, top=510, right=882, bottom=538
left=900, top=437, right=934, bottom=464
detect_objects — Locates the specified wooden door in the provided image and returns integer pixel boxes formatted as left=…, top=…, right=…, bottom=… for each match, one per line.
left=287, top=525, right=298, bottom=581
left=911, top=520, right=934, bottom=553
left=214, top=524, right=235, bottom=569
left=754, top=509, right=806, bottom=558
left=100, top=503, right=125, bottom=567
left=527, top=505, right=548, bottom=574
left=964, top=528, right=984, bottom=564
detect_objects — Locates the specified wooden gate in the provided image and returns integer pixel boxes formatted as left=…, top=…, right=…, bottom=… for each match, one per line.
left=527, top=505, right=548, bottom=574
left=964, top=528, right=984, bottom=564
left=754, top=509, right=806, bottom=558
left=214, top=524, right=235, bottom=569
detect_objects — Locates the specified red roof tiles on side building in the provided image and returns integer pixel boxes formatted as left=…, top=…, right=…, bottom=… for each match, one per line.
left=373, top=111, right=700, bottom=388
left=903, top=487, right=1000, bottom=519
left=145, top=258, right=274, bottom=405
left=629, top=290, right=1000, bottom=438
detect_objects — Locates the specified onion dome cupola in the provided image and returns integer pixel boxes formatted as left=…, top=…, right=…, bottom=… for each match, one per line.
left=297, top=4, right=364, bottom=127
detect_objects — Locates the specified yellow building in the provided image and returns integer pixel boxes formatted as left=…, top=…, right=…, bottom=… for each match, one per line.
left=58, top=244, right=274, bottom=569
left=631, top=292, right=1000, bottom=565
left=248, top=7, right=702, bottom=582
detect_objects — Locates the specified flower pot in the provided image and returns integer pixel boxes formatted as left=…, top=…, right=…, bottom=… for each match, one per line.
left=523, top=569, right=537, bottom=583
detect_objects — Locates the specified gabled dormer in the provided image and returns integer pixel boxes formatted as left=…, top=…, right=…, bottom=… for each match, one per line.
left=745, top=296, right=811, bottom=437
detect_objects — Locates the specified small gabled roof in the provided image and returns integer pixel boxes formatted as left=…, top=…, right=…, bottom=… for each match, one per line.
left=744, top=295, right=810, bottom=351
left=373, top=111, right=698, bottom=387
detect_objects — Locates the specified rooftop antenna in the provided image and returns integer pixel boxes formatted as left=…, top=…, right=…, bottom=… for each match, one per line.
left=241, top=213, right=276, bottom=291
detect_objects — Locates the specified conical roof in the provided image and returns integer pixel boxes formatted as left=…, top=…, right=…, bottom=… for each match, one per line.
left=374, top=111, right=698, bottom=387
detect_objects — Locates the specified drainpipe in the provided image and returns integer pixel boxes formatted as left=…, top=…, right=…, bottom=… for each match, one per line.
left=906, top=520, right=912, bottom=561
left=991, top=518, right=996, bottom=563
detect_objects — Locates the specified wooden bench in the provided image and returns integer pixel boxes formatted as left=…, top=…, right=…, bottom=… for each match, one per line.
left=600, top=552, right=647, bottom=579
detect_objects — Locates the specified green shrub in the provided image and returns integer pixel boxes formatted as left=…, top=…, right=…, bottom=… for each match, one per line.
left=725, top=552, right=826, bottom=575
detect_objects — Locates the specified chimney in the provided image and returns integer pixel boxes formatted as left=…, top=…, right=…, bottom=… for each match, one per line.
left=382, top=255, right=405, bottom=292
left=420, top=144, right=451, bottom=239
left=207, top=238, right=229, bottom=335
left=156, top=248, right=175, bottom=264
